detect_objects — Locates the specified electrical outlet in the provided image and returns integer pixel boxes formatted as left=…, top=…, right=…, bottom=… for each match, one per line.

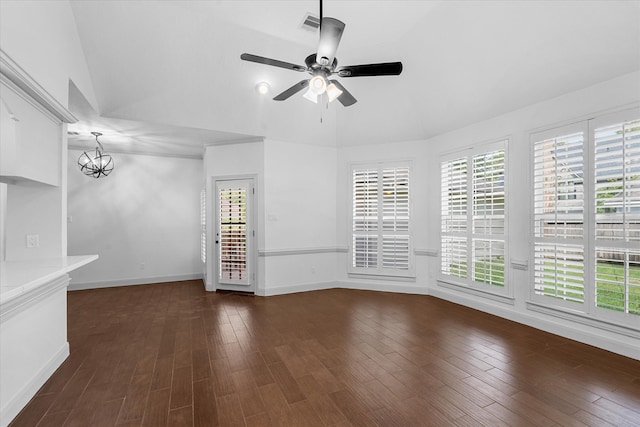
left=26, top=234, right=39, bottom=248
left=140, top=262, right=145, bottom=270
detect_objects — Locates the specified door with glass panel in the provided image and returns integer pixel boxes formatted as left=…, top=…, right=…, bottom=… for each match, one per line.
left=214, top=179, right=254, bottom=292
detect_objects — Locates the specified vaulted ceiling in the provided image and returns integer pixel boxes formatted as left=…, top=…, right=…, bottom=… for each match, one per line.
left=67, top=0, right=640, bottom=155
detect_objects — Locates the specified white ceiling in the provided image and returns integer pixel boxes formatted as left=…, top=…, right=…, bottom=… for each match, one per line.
left=67, top=0, right=640, bottom=156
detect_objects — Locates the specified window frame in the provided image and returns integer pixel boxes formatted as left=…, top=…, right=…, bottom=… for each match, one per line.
left=439, top=139, right=510, bottom=298
left=349, top=161, right=415, bottom=278
left=529, top=107, right=640, bottom=327
left=530, top=121, right=589, bottom=311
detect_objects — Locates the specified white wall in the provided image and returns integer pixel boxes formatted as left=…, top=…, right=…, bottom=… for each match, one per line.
left=203, top=139, right=339, bottom=295
left=336, top=71, right=640, bottom=360
left=0, top=0, right=98, bottom=111
left=0, top=0, right=97, bottom=262
left=67, top=150, right=203, bottom=289
left=262, top=139, right=338, bottom=294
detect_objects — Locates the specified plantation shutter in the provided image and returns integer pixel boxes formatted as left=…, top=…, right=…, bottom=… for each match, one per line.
left=441, top=158, right=468, bottom=278
left=351, top=164, right=412, bottom=276
left=440, top=141, right=507, bottom=291
left=353, top=169, right=379, bottom=268
left=472, top=150, right=505, bottom=286
left=532, top=128, right=585, bottom=304
left=382, top=167, right=410, bottom=269
left=219, top=186, right=247, bottom=281
left=593, top=118, right=640, bottom=314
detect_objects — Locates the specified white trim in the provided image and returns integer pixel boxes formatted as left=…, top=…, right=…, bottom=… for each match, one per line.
left=203, top=137, right=264, bottom=147
left=68, top=274, right=203, bottom=291
left=0, top=342, right=69, bottom=427
left=68, top=145, right=203, bottom=160
left=260, top=280, right=429, bottom=297
left=415, top=248, right=438, bottom=257
left=437, top=279, right=515, bottom=305
left=526, top=301, right=640, bottom=339
left=259, top=281, right=336, bottom=296
left=259, top=247, right=344, bottom=257
left=510, top=259, right=528, bottom=271
left=0, top=49, right=76, bottom=123
left=338, top=280, right=428, bottom=295
left=348, top=273, right=417, bottom=282
left=1, top=275, right=70, bottom=323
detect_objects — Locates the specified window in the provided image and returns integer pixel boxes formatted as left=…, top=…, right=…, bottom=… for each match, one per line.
left=593, top=115, right=640, bottom=316
left=440, top=141, right=507, bottom=294
left=351, top=163, right=413, bottom=276
left=531, top=108, right=639, bottom=323
left=533, top=128, right=585, bottom=306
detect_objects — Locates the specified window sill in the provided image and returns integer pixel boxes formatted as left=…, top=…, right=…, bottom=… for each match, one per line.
left=437, top=279, right=514, bottom=305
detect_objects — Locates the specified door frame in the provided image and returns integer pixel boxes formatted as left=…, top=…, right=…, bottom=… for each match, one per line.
left=208, top=175, right=257, bottom=293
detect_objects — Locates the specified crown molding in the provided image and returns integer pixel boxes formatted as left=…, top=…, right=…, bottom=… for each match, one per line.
left=0, top=49, right=77, bottom=123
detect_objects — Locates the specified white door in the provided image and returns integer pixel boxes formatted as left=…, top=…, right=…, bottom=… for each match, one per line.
left=214, top=179, right=254, bottom=292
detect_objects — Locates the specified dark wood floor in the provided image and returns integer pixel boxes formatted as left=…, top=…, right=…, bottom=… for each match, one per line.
left=9, top=280, right=640, bottom=427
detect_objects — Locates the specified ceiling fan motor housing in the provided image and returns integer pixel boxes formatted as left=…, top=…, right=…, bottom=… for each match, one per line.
left=305, top=54, right=337, bottom=73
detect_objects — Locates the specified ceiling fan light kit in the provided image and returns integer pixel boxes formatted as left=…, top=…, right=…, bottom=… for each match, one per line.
left=240, top=0, right=403, bottom=107
left=326, top=82, right=343, bottom=102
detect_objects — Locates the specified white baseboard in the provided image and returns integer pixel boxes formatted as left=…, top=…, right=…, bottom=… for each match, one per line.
left=338, top=280, right=429, bottom=295
left=429, top=286, right=640, bottom=362
left=259, top=280, right=428, bottom=297
left=1, top=342, right=69, bottom=427
left=259, top=281, right=336, bottom=296
left=68, top=274, right=204, bottom=291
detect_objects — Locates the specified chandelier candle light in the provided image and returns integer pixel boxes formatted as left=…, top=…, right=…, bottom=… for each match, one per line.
left=77, top=132, right=114, bottom=178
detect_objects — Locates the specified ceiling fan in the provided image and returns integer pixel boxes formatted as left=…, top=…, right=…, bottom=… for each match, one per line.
left=240, top=0, right=403, bottom=107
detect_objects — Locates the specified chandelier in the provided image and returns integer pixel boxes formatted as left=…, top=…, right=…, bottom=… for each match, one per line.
left=77, top=132, right=114, bottom=178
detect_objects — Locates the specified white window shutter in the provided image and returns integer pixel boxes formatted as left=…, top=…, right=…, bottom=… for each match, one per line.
left=351, top=164, right=412, bottom=276
left=593, top=118, right=640, bottom=314
left=440, top=144, right=507, bottom=290
left=532, top=131, right=586, bottom=304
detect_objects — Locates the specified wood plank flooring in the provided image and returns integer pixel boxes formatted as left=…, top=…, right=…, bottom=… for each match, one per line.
left=9, top=280, right=640, bottom=426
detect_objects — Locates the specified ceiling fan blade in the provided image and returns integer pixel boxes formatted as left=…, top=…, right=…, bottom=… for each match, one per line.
left=337, top=62, right=403, bottom=77
left=240, top=53, right=307, bottom=72
left=317, top=18, right=345, bottom=67
left=273, top=80, right=310, bottom=101
left=329, top=80, right=357, bottom=107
